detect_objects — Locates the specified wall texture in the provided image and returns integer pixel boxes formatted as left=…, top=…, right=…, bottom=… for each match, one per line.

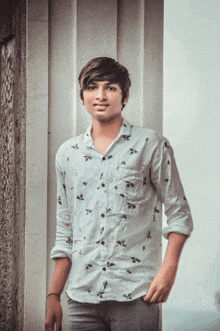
left=163, top=0, right=220, bottom=329
left=24, top=0, right=48, bottom=328
left=0, top=0, right=26, bottom=330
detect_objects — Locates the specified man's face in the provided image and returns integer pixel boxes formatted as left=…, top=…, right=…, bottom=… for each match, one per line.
left=80, top=81, right=129, bottom=122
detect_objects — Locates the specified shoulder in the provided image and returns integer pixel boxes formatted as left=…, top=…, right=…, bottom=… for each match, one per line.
left=132, top=125, right=158, bottom=137
left=131, top=125, right=172, bottom=154
left=56, top=134, right=84, bottom=162
left=131, top=125, right=166, bottom=144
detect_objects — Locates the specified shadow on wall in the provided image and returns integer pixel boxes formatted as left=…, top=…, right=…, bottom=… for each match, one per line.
left=215, top=291, right=220, bottom=312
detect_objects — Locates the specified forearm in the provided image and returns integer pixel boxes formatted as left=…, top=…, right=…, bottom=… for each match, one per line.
left=144, top=232, right=187, bottom=303
left=163, top=232, right=187, bottom=267
left=48, top=257, right=72, bottom=295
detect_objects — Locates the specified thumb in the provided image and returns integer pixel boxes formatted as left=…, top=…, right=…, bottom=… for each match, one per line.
left=55, top=309, right=63, bottom=331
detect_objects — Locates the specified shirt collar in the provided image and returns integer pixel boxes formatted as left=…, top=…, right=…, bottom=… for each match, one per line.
left=84, top=117, right=132, bottom=147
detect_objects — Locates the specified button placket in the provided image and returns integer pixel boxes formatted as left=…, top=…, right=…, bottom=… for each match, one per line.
left=100, top=213, right=107, bottom=262
left=100, top=244, right=107, bottom=262
left=100, top=158, right=109, bottom=262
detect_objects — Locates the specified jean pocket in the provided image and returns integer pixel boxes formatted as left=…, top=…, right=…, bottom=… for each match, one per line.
left=139, top=296, right=153, bottom=305
left=140, top=295, right=146, bottom=302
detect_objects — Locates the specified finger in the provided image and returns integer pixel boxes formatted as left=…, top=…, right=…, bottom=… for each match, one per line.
left=157, top=287, right=171, bottom=303
left=162, top=293, right=169, bottom=303
left=156, top=293, right=165, bottom=303
left=55, top=321, right=62, bottom=331
left=148, top=290, right=161, bottom=303
left=45, top=319, right=54, bottom=331
left=55, top=311, right=63, bottom=331
left=144, top=287, right=156, bottom=302
left=45, top=326, right=54, bottom=331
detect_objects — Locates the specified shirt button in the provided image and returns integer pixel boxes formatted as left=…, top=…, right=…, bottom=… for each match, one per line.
left=101, top=183, right=105, bottom=187
left=101, top=214, right=105, bottom=218
left=101, top=241, right=105, bottom=245
left=103, top=267, right=106, bottom=271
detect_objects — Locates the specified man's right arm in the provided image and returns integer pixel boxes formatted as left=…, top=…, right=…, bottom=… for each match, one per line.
left=45, top=257, right=71, bottom=331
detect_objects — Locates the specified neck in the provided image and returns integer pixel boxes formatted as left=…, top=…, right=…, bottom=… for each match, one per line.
left=91, top=115, right=123, bottom=140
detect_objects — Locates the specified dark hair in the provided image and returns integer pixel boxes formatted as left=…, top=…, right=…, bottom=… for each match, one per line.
left=78, top=57, right=131, bottom=107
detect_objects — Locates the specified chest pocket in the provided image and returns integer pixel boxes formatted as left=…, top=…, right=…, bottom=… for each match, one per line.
left=117, top=167, right=145, bottom=202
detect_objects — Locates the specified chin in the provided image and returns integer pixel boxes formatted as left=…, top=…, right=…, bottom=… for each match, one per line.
left=100, top=114, right=122, bottom=123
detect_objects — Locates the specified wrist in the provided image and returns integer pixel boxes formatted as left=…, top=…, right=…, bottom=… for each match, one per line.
left=47, top=293, right=61, bottom=301
left=161, top=260, right=179, bottom=270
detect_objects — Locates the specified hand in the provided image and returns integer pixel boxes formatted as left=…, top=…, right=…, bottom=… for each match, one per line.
left=143, top=263, right=178, bottom=303
left=45, top=295, right=63, bottom=331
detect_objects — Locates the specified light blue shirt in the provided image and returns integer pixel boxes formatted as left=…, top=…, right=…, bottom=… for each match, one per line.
left=51, top=118, right=193, bottom=303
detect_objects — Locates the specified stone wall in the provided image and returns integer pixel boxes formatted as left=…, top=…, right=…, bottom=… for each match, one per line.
left=0, top=0, right=26, bottom=330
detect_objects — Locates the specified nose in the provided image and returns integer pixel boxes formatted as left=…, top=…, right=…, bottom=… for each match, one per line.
left=96, top=87, right=107, bottom=100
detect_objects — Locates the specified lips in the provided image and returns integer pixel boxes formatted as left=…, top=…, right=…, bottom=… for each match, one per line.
left=94, top=103, right=109, bottom=107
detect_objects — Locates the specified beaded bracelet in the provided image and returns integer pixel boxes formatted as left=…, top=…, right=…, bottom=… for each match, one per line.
left=47, top=293, right=61, bottom=301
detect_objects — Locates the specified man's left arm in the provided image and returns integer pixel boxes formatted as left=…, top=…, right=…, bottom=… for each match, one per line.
left=144, top=232, right=187, bottom=303
left=145, top=137, right=193, bottom=303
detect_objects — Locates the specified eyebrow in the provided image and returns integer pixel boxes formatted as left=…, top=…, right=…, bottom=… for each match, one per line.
left=89, top=81, right=117, bottom=86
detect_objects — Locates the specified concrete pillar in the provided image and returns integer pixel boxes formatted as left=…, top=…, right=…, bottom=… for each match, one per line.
left=24, top=0, right=49, bottom=329
left=0, top=0, right=26, bottom=330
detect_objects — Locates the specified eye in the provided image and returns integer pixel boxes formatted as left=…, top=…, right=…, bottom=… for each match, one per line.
left=87, top=85, right=96, bottom=90
left=108, top=86, right=116, bottom=91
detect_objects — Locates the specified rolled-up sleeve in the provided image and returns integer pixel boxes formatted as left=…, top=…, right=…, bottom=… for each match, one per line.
left=50, top=153, right=73, bottom=261
left=151, top=137, right=193, bottom=239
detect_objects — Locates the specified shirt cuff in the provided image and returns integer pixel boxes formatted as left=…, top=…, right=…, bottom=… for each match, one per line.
left=162, top=224, right=193, bottom=240
left=50, top=245, right=72, bottom=262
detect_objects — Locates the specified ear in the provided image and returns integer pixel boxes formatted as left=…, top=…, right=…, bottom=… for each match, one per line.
left=79, top=90, right=84, bottom=105
left=123, top=90, right=130, bottom=106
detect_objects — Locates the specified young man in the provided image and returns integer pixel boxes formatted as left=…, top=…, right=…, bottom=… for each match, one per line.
left=45, top=57, right=193, bottom=331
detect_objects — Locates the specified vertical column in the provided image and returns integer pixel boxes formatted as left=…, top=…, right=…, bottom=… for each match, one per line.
left=143, top=0, right=164, bottom=134
left=117, top=0, right=163, bottom=134
left=0, top=38, right=16, bottom=330
left=143, top=2, right=163, bottom=329
left=117, top=0, right=145, bottom=127
left=47, top=1, right=77, bottom=329
left=48, top=0, right=77, bottom=269
left=25, top=0, right=49, bottom=329
left=0, top=1, right=26, bottom=329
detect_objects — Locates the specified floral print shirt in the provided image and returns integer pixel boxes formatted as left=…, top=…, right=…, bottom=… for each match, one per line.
left=51, top=118, right=193, bottom=303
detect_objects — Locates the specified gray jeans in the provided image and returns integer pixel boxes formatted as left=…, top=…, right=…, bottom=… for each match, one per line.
left=68, top=296, right=159, bottom=331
